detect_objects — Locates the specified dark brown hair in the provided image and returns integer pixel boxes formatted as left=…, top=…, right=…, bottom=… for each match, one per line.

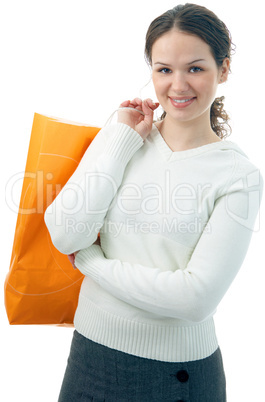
left=145, top=3, right=235, bottom=138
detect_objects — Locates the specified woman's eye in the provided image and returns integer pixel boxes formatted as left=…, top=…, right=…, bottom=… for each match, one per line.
left=159, top=68, right=171, bottom=74
left=190, top=66, right=203, bottom=73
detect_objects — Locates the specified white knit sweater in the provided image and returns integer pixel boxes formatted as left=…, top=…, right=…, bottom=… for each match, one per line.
left=45, top=122, right=263, bottom=362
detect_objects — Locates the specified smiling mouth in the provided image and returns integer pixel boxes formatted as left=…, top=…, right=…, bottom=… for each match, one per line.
left=169, top=97, right=196, bottom=109
left=171, top=97, right=195, bottom=103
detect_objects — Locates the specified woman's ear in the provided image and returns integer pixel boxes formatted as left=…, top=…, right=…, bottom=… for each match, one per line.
left=219, top=58, right=230, bottom=83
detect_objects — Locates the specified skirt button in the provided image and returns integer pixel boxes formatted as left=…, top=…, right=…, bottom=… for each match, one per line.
left=176, top=370, right=189, bottom=383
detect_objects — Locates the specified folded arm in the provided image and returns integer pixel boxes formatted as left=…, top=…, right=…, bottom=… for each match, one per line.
left=75, top=174, right=263, bottom=322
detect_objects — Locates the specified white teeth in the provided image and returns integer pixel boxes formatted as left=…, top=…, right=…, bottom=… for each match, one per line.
left=173, top=98, right=193, bottom=103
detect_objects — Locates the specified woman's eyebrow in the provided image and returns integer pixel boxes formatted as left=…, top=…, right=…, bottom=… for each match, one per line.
left=153, top=62, right=171, bottom=66
left=186, top=59, right=206, bottom=65
left=154, top=59, right=206, bottom=66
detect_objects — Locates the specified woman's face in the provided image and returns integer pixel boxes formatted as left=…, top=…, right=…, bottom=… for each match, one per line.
left=151, top=29, right=229, bottom=125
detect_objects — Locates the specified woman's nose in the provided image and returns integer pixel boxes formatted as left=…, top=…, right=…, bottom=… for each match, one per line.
left=171, top=72, right=190, bottom=93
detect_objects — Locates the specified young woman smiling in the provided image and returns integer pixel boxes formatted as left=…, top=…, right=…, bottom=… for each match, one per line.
left=45, top=4, right=263, bottom=401
left=151, top=30, right=229, bottom=151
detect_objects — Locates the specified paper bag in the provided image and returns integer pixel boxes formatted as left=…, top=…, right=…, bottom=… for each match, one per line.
left=4, top=113, right=100, bottom=325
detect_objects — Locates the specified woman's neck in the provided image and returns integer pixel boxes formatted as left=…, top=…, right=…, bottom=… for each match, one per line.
left=155, top=115, right=221, bottom=152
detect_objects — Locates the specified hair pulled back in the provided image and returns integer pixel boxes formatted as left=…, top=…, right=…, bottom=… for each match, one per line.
left=145, top=3, right=235, bottom=138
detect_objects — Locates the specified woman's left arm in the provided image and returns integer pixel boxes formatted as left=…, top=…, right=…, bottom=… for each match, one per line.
left=75, top=170, right=263, bottom=322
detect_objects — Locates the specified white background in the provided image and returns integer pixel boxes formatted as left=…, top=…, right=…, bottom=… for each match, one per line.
left=1, top=0, right=264, bottom=401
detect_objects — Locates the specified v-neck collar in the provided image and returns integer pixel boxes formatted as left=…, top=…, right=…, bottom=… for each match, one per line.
left=149, top=123, right=233, bottom=162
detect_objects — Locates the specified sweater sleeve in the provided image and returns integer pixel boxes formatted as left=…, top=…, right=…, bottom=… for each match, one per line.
left=75, top=165, right=263, bottom=322
left=44, top=123, right=143, bottom=254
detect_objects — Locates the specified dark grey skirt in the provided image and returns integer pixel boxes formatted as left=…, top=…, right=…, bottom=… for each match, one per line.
left=58, top=330, right=226, bottom=402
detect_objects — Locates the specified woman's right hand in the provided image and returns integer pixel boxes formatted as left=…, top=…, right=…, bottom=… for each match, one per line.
left=117, top=98, right=159, bottom=140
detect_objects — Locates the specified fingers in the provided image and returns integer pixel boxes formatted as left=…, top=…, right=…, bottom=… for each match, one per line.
left=141, top=99, right=160, bottom=120
left=120, top=98, right=159, bottom=113
left=118, top=98, right=160, bottom=139
left=119, top=98, right=142, bottom=110
left=119, top=100, right=131, bottom=108
left=67, top=254, right=77, bottom=269
left=141, top=100, right=154, bottom=128
left=128, top=98, right=143, bottom=112
left=143, top=98, right=160, bottom=112
left=150, top=100, right=160, bottom=110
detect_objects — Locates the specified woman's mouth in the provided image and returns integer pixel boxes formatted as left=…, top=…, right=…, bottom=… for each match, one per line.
left=169, top=97, right=196, bottom=109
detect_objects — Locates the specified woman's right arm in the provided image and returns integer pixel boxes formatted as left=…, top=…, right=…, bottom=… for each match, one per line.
left=44, top=122, right=143, bottom=255
left=44, top=98, right=158, bottom=255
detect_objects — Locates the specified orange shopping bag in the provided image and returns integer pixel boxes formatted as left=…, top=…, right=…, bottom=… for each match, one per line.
left=4, top=113, right=100, bottom=325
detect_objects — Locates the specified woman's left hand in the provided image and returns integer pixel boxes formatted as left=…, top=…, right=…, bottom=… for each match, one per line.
left=67, top=237, right=100, bottom=269
left=68, top=252, right=78, bottom=269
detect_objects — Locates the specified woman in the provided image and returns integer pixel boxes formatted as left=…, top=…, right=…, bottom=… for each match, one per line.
left=45, top=4, right=262, bottom=401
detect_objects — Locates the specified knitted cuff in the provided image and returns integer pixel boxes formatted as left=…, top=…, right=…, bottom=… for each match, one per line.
left=75, top=245, right=106, bottom=283
left=103, top=123, right=143, bottom=165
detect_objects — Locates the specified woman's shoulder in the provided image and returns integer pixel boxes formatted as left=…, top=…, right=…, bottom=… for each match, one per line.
left=221, top=140, right=263, bottom=200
